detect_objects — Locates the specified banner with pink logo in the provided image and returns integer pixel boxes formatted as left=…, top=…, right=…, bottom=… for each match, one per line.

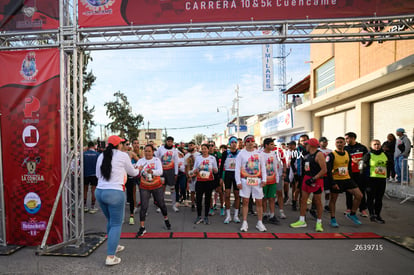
left=0, top=48, right=62, bottom=245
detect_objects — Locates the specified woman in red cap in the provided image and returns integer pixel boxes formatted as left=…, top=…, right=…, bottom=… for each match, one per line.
left=95, top=135, right=139, bottom=266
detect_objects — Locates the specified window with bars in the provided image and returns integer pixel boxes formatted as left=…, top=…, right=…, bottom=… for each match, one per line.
left=315, top=58, right=335, bottom=97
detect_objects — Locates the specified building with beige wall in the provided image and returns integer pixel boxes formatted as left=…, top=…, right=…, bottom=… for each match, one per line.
left=137, top=128, right=163, bottom=148
left=297, top=37, right=414, bottom=147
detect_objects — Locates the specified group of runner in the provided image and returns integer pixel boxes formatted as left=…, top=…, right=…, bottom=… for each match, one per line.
left=85, top=131, right=399, bottom=239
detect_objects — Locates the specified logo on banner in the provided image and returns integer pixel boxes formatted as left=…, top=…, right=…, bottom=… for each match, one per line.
left=21, top=156, right=44, bottom=183
left=22, top=125, right=39, bottom=147
left=81, top=0, right=115, bottom=14
left=23, top=96, right=40, bottom=124
left=24, top=192, right=41, bottom=214
left=21, top=218, right=46, bottom=236
left=20, top=52, right=38, bottom=82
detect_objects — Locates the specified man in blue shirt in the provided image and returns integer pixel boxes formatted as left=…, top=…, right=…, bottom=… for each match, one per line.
left=84, top=141, right=100, bottom=213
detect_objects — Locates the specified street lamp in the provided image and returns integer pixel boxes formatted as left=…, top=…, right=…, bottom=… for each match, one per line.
left=217, top=106, right=230, bottom=123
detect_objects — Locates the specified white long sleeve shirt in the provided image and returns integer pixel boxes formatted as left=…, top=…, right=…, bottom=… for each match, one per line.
left=192, top=155, right=218, bottom=182
left=235, top=149, right=267, bottom=185
left=96, top=149, right=139, bottom=191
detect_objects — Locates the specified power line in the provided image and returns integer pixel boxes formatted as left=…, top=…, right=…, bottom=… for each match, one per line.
left=161, top=121, right=225, bottom=130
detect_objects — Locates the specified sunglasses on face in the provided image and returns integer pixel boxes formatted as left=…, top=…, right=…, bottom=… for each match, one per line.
left=245, top=138, right=255, bottom=143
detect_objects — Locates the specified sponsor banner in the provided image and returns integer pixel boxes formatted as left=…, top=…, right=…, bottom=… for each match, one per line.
left=0, top=48, right=62, bottom=245
left=78, top=0, right=414, bottom=28
left=262, top=44, right=273, bottom=91
left=0, top=0, right=59, bottom=31
left=261, top=108, right=293, bottom=135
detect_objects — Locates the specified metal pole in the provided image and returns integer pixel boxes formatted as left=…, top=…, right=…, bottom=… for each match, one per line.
left=0, top=117, right=6, bottom=246
left=236, top=85, right=240, bottom=138
left=79, top=50, right=85, bottom=245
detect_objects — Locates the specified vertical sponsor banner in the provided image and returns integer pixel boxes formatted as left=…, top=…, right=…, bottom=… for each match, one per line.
left=0, top=49, right=62, bottom=245
left=0, top=0, right=59, bottom=31
left=262, top=44, right=273, bottom=91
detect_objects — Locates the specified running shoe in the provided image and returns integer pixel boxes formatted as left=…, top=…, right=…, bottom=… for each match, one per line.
left=213, top=204, right=217, bottom=210
left=375, top=216, right=385, bottom=224
left=240, top=221, right=248, bottom=232
left=116, top=245, right=125, bottom=253
left=208, top=208, right=215, bottom=216
left=279, top=210, right=287, bottom=219
left=360, top=210, right=369, bottom=217
left=156, top=208, right=161, bottom=213
left=136, top=227, right=146, bottom=238
left=307, top=198, right=312, bottom=205
left=194, top=216, right=203, bottom=225
left=134, top=207, right=139, bottom=214
left=343, top=209, right=351, bottom=215
left=89, top=207, right=98, bottom=214
left=315, top=222, right=324, bottom=232
left=346, top=213, right=362, bottom=225
left=370, top=215, right=376, bottom=222
left=83, top=206, right=89, bottom=213
left=263, top=215, right=269, bottom=223
left=172, top=204, right=179, bottom=213
left=164, top=219, right=171, bottom=230
left=324, top=205, right=330, bottom=212
left=268, top=216, right=280, bottom=225
left=309, top=209, right=317, bottom=220
left=284, top=198, right=291, bottom=206
left=290, top=220, right=307, bottom=228
left=224, top=216, right=231, bottom=224
left=105, top=256, right=121, bottom=266
left=256, top=221, right=267, bottom=232
left=204, top=217, right=210, bottom=225
left=233, top=215, right=241, bottom=223
left=330, top=218, right=339, bottom=228
left=129, top=217, right=135, bottom=225
left=220, top=207, right=225, bottom=216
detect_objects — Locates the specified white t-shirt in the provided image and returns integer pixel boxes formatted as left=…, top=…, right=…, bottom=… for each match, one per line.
left=235, top=149, right=267, bottom=185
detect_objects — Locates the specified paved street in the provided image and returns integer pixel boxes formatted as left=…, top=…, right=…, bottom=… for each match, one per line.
left=1, top=193, right=414, bottom=274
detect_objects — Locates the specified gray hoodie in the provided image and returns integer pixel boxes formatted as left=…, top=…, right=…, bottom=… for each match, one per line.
left=394, top=134, right=412, bottom=158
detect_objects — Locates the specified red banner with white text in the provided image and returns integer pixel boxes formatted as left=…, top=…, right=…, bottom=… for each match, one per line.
left=0, top=0, right=59, bottom=31
left=0, top=48, right=62, bottom=245
left=78, top=0, right=414, bottom=28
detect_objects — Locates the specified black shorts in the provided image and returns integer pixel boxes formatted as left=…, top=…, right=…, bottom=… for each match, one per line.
left=323, top=177, right=330, bottom=192
left=162, top=168, right=176, bottom=186
left=212, top=172, right=220, bottom=189
left=331, top=179, right=358, bottom=194
left=84, top=176, right=97, bottom=186
left=224, top=171, right=238, bottom=191
left=284, top=168, right=291, bottom=183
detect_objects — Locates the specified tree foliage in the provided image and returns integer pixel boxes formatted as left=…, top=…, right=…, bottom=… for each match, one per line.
left=104, top=91, right=144, bottom=140
left=82, top=52, right=97, bottom=142
left=193, top=133, right=206, bottom=145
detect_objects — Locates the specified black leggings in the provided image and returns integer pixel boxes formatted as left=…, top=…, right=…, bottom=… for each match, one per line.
left=196, top=181, right=213, bottom=217
left=139, top=187, right=167, bottom=222
left=125, top=177, right=138, bottom=214
left=366, top=178, right=386, bottom=217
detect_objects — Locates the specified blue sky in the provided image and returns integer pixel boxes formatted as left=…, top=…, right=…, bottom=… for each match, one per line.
left=86, top=44, right=310, bottom=142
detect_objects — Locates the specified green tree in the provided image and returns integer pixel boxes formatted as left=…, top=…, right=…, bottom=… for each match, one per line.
left=82, top=52, right=97, bottom=142
left=193, top=133, right=206, bottom=145
left=104, top=91, right=144, bottom=140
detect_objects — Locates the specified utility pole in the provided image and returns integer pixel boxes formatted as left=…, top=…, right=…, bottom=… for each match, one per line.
left=235, top=85, right=240, bottom=138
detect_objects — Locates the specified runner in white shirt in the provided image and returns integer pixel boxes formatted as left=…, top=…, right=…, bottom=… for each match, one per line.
left=235, top=135, right=267, bottom=232
left=184, top=141, right=200, bottom=211
left=155, top=136, right=179, bottom=213
left=191, top=144, right=218, bottom=225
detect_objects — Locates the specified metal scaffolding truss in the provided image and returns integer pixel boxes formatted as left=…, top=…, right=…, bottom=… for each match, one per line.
left=0, top=0, right=413, bottom=253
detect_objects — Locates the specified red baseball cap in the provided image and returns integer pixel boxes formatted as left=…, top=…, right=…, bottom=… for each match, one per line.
left=304, top=138, right=319, bottom=147
left=107, top=135, right=124, bottom=146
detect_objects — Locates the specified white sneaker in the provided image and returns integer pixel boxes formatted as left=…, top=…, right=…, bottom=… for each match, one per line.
left=279, top=210, right=287, bottom=219
left=256, top=221, right=267, bottom=232
left=224, top=216, right=231, bottom=224
left=105, top=256, right=121, bottom=266
left=156, top=208, right=161, bottom=213
left=172, top=205, right=179, bottom=213
left=240, top=221, right=248, bottom=232
left=233, top=215, right=241, bottom=223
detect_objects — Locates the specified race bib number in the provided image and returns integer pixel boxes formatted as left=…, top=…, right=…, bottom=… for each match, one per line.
left=375, top=166, right=386, bottom=176
left=304, top=162, right=310, bottom=172
left=246, top=177, right=259, bottom=186
left=338, top=167, right=348, bottom=176
left=199, top=171, right=210, bottom=179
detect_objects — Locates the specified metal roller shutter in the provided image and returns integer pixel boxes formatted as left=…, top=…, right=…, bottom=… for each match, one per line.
left=371, top=91, right=414, bottom=143
left=321, top=108, right=356, bottom=145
